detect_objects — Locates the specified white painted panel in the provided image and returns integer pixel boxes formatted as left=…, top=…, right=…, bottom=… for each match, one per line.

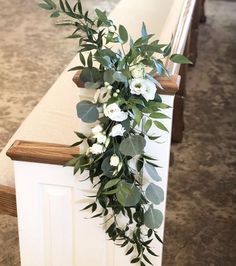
left=41, top=185, right=74, bottom=266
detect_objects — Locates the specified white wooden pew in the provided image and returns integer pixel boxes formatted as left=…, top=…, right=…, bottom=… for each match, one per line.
left=0, top=0, right=196, bottom=265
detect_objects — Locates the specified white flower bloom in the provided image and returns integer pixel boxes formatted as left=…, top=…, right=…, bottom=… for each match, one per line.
left=131, top=63, right=145, bottom=78
left=130, top=78, right=147, bottom=95
left=110, top=154, right=120, bottom=167
left=130, top=78, right=156, bottom=101
left=142, top=79, right=156, bottom=101
left=89, top=143, right=104, bottom=155
left=103, top=103, right=128, bottom=122
left=109, top=124, right=126, bottom=137
left=94, top=86, right=112, bottom=103
left=91, top=124, right=103, bottom=135
left=94, top=132, right=107, bottom=144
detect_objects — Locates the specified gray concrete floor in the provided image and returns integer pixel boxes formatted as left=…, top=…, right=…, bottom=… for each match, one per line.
left=0, top=0, right=236, bottom=265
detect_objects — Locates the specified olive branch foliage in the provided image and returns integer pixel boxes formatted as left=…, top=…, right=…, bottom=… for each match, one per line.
left=38, top=0, right=191, bottom=265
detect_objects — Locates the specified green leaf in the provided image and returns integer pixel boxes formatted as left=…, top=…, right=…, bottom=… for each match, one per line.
left=145, top=163, right=162, bottom=182
left=74, top=131, right=87, bottom=139
left=79, top=53, right=86, bottom=66
left=149, top=113, right=170, bottom=119
left=44, top=0, right=56, bottom=8
left=76, top=100, right=99, bottom=123
left=119, top=135, right=146, bottom=157
left=143, top=254, right=153, bottom=265
left=95, top=9, right=108, bottom=21
left=145, top=183, right=164, bottom=205
left=116, top=181, right=142, bottom=207
left=154, top=121, right=168, bottom=132
left=87, top=52, right=93, bottom=68
left=59, top=0, right=65, bottom=11
left=119, top=25, right=128, bottom=43
left=80, top=67, right=101, bottom=83
left=68, top=66, right=84, bottom=71
left=131, top=257, right=140, bottom=263
left=84, top=82, right=102, bottom=89
left=50, top=11, right=60, bottom=17
left=104, top=178, right=120, bottom=190
left=163, top=43, right=172, bottom=57
left=141, top=22, right=148, bottom=38
left=38, top=3, right=53, bottom=10
left=170, top=54, right=192, bottom=64
left=144, top=119, right=152, bottom=133
left=65, top=0, right=73, bottom=13
left=126, top=246, right=134, bottom=255
left=144, top=206, right=163, bottom=229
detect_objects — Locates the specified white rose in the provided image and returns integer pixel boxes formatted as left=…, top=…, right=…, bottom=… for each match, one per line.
left=110, top=154, right=120, bottom=167
left=94, top=132, right=107, bottom=144
left=130, top=78, right=147, bottom=95
left=142, top=79, right=156, bottom=101
left=103, top=103, right=128, bottom=122
left=91, top=124, right=103, bottom=135
left=131, top=63, right=145, bottom=78
left=109, top=124, right=126, bottom=137
left=89, top=143, right=104, bottom=155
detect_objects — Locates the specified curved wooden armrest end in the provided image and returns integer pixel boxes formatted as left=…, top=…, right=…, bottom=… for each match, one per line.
left=7, top=140, right=80, bottom=166
left=73, top=71, right=180, bottom=96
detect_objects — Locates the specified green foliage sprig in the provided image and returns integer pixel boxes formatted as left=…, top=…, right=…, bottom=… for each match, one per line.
left=39, top=1, right=191, bottom=265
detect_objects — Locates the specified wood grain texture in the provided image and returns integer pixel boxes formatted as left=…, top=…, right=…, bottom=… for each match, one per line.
left=73, top=71, right=180, bottom=95
left=7, top=140, right=80, bottom=166
left=0, top=185, right=17, bottom=217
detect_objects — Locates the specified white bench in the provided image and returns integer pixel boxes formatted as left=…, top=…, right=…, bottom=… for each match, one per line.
left=0, top=0, right=196, bottom=265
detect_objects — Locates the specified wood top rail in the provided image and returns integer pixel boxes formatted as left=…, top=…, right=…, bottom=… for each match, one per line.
left=7, top=140, right=80, bottom=166
left=72, top=71, right=180, bottom=95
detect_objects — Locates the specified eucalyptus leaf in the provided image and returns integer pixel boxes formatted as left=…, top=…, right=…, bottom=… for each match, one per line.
left=144, top=206, right=163, bottom=229
left=119, top=25, right=128, bottom=43
left=116, top=181, right=141, bottom=207
left=119, top=135, right=146, bottom=157
left=104, top=70, right=115, bottom=84
left=76, top=100, right=99, bottom=123
left=145, top=163, right=162, bottom=182
left=113, top=71, right=127, bottom=83
left=145, top=183, right=164, bottom=205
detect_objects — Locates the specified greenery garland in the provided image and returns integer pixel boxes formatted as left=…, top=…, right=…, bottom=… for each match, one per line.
left=39, top=1, right=191, bottom=265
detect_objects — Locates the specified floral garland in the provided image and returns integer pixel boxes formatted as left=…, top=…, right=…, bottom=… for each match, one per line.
left=39, top=0, right=191, bottom=265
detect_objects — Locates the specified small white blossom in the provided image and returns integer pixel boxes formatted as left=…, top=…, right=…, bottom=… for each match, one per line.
left=91, top=124, right=103, bottom=135
left=113, top=92, right=118, bottom=97
left=89, top=143, right=104, bottom=155
left=109, top=124, right=126, bottom=137
left=94, top=132, right=107, bottom=144
left=131, top=63, right=145, bottom=78
left=103, top=103, right=128, bottom=122
left=110, top=154, right=120, bottom=167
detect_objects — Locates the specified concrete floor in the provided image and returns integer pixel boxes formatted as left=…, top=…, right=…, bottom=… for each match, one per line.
left=0, top=0, right=235, bottom=265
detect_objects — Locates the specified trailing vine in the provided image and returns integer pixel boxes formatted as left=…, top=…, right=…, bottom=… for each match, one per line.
left=39, top=0, right=191, bottom=265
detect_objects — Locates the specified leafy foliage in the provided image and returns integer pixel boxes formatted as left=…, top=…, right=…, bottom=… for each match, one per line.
left=39, top=0, right=190, bottom=264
